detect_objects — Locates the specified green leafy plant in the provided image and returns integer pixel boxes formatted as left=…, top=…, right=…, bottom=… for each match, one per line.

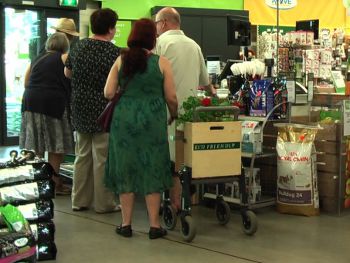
left=177, top=96, right=233, bottom=125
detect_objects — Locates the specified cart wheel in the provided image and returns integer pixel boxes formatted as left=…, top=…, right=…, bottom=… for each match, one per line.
left=162, top=204, right=177, bottom=230
left=180, top=215, right=196, bottom=242
left=241, top=210, right=258, bottom=235
left=215, top=200, right=231, bottom=225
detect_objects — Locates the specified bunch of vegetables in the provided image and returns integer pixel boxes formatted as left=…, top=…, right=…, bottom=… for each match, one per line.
left=177, top=96, right=233, bottom=125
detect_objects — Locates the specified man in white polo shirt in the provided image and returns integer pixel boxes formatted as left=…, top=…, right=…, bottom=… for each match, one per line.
left=154, top=7, right=215, bottom=211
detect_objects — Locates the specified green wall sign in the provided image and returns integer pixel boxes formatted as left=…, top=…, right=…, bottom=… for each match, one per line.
left=59, top=0, right=78, bottom=7
left=103, top=0, right=244, bottom=19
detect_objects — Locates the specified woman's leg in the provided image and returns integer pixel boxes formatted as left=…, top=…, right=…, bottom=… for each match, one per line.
left=119, top=192, right=135, bottom=226
left=48, top=152, right=65, bottom=189
left=145, top=193, right=161, bottom=228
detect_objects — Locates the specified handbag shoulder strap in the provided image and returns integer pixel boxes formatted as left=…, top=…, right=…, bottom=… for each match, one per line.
left=120, top=77, right=131, bottom=92
left=111, top=76, right=132, bottom=102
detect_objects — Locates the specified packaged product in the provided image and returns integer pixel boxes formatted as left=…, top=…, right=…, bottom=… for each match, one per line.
left=249, top=79, right=274, bottom=117
left=275, top=123, right=320, bottom=216
left=241, top=121, right=262, bottom=154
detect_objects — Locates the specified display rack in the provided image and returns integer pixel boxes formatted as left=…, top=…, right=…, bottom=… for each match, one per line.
left=59, top=154, right=75, bottom=180
left=311, top=93, right=349, bottom=215
left=59, top=163, right=74, bottom=179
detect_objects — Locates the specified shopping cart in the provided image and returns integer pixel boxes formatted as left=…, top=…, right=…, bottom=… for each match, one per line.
left=162, top=106, right=258, bottom=242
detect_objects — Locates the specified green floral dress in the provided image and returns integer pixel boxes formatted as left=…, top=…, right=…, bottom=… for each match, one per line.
left=104, top=54, right=173, bottom=195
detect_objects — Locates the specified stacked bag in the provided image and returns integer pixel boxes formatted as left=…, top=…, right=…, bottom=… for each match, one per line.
left=0, top=150, right=57, bottom=261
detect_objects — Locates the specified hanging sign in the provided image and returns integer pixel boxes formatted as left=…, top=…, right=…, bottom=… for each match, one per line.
left=59, top=0, right=79, bottom=7
left=265, top=0, right=298, bottom=10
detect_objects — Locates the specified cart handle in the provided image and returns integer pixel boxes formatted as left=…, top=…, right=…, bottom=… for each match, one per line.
left=193, top=106, right=240, bottom=121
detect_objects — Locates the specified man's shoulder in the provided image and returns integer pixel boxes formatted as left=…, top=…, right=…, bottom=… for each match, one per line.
left=159, top=30, right=199, bottom=45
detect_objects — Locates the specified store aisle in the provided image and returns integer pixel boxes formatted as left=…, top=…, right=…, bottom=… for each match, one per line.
left=50, top=195, right=350, bottom=263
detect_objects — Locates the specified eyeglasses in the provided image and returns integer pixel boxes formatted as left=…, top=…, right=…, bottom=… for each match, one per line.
left=155, top=19, right=164, bottom=24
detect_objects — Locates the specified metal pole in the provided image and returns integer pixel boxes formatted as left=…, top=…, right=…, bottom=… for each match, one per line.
left=276, top=0, right=280, bottom=77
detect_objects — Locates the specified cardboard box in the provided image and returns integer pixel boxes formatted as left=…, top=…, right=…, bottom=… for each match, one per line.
left=319, top=197, right=339, bottom=213
left=315, top=123, right=340, bottom=141
left=184, top=121, right=241, bottom=178
left=315, top=141, right=344, bottom=154
left=316, top=153, right=345, bottom=173
left=317, top=172, right=339, bottom=198
left=314, top=86, right=336, bottom=93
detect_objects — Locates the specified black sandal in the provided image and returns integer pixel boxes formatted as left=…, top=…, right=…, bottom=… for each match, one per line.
left=149, top=227, right=167, bottom=239
left=116, top=225, right=132, bottom=237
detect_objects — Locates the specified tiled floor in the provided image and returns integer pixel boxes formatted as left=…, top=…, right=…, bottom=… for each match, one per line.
left=52, top=196, right=349, bottom=263
left=1, top=146, right=350, bottom=263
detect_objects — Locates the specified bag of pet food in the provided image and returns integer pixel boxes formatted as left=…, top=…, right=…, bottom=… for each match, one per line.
left=275, top=123, right=320, bottom=216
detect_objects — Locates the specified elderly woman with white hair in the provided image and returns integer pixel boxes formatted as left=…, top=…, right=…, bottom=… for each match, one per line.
left=20, top=32, right=74, bottom=195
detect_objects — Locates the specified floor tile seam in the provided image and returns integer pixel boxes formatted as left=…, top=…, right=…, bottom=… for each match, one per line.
left=55, top=209, right=263, bottom=263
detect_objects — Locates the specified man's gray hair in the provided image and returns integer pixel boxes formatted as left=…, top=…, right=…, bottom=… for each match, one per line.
left=45, top=32, right=70, bottom=53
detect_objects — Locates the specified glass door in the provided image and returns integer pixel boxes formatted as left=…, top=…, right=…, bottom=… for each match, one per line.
left=3, top=7, right=41, bottom=144
left=43, top=9, right=79, bottom=45
left=1, top=7, right=78, bottom=145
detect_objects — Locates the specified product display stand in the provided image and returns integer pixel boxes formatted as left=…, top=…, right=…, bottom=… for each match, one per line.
left=0, top=152, right=57, bottom=261
left=311, top=94, right=349, bottom=215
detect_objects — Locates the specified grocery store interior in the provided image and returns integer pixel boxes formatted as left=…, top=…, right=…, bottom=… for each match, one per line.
left=1, top=0, right=350, bottom=262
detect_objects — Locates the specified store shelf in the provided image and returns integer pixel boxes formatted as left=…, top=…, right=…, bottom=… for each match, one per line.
left=242, top=151, right=276, bottom=159
left=59, top=163, right=73, bottom=180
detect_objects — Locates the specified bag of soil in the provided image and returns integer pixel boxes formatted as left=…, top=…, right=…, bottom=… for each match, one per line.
left=1, top=220, right=55, bottom=244
left=0, top=204, right=31, bottom=233
left=16, top=200, right=54, bottom=222
left=0, top=180, right=54, bottom=206
left=30, top=221, right=55, bottom=243
left=275, top=123, right=320, bottom=216
left=0, top=231, right=36, bottom=262
left=37, top=241, right=57, bottom=261
left=0, top=162, right=53, bottom=187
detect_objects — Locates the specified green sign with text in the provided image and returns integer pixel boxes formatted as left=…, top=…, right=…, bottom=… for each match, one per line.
left=193, top=142, right=240, bottom=151
left=113, top=20, right=132, bottom=48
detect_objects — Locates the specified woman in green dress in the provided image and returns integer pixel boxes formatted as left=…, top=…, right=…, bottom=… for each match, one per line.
left=104, top=18, right=178, bottom=239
